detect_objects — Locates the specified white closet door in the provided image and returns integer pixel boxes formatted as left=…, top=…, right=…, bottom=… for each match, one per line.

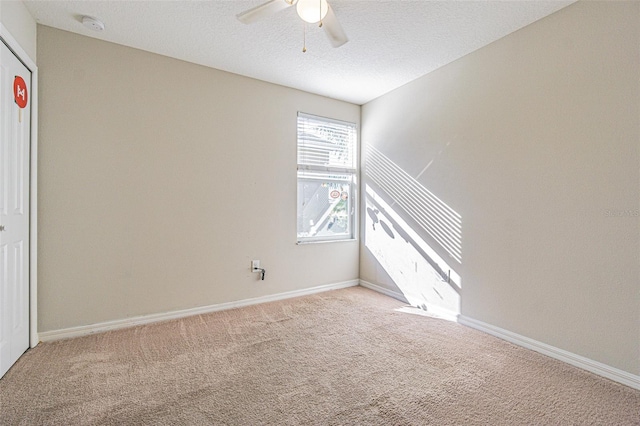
left=0, top=40, right=31, bottom=379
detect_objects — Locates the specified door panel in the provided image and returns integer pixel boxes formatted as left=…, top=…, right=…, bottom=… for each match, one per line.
left=0, top=40, right=30, bottom=379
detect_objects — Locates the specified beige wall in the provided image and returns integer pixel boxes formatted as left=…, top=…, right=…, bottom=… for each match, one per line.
left=37, top=26, right=359, bottom=332
left=0, top=0, right=36, bottom=61
left=361, top=1, right=639, bottom=375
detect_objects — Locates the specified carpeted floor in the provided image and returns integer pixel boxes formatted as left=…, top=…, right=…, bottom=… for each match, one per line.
left=1, top=286, right=639, bottom=425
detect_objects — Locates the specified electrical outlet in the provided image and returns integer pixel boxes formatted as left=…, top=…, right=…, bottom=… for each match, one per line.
left=251, top=260, right=260, bottom=271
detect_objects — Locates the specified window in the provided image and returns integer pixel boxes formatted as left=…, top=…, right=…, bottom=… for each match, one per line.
left=297, top=112, right=357, bottom=243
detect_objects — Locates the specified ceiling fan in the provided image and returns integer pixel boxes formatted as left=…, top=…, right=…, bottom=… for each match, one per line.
left=237, top=0, right=348, bottom=50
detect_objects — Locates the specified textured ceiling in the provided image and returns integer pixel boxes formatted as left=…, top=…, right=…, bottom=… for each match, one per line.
left=24, top=0, right=575, bottom=105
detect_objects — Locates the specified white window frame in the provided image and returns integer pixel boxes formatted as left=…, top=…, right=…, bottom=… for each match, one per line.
left=296, top=112, right=358, bottom=244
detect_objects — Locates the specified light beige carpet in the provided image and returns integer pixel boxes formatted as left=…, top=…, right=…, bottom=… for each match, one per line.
left=1, top=287, right=639, bottom=425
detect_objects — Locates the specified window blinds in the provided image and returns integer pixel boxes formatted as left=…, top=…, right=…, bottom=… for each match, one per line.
left=297, top=112, right=357, bottom=172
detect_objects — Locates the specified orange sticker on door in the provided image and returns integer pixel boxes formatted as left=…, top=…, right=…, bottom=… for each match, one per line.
left=13, top=76, right=27, bottom=108
left=13, top=76, right=27, bottom=123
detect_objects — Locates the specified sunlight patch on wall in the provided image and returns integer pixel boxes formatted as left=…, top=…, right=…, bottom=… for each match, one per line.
left=365, top=185, right=461, bottom=317
left=365, top=145, right=462, bottom=263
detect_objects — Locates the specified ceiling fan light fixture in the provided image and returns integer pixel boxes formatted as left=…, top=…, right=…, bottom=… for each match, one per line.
left=296, top=0, right=328, bottom=24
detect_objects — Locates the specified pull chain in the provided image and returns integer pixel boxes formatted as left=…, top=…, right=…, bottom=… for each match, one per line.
left=302, top=22, right=307, bottom=53
left=318, top=0, right=323, bottom=27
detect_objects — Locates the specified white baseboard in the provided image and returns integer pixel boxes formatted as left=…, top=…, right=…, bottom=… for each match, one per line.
left=38, top=278, right=640, bottom=391
left=39, top=279, right=359, bottom=342
left=459, top=315, right=640, bottom=391
left=361, top=280, right=639, bottom=390
left=359, top=280, right=409, bottom=303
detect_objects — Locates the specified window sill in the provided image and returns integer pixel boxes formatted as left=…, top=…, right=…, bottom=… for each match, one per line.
left=297, top=238, right=358, bottom=245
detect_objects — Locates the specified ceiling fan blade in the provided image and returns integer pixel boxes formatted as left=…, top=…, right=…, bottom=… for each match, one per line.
left=237, top=0, right=293, bottom=24
left=322, top=4, right=348, bottom=48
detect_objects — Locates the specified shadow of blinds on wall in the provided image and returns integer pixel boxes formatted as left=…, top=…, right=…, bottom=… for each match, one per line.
left=365, top=145, right=461, bottom=263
